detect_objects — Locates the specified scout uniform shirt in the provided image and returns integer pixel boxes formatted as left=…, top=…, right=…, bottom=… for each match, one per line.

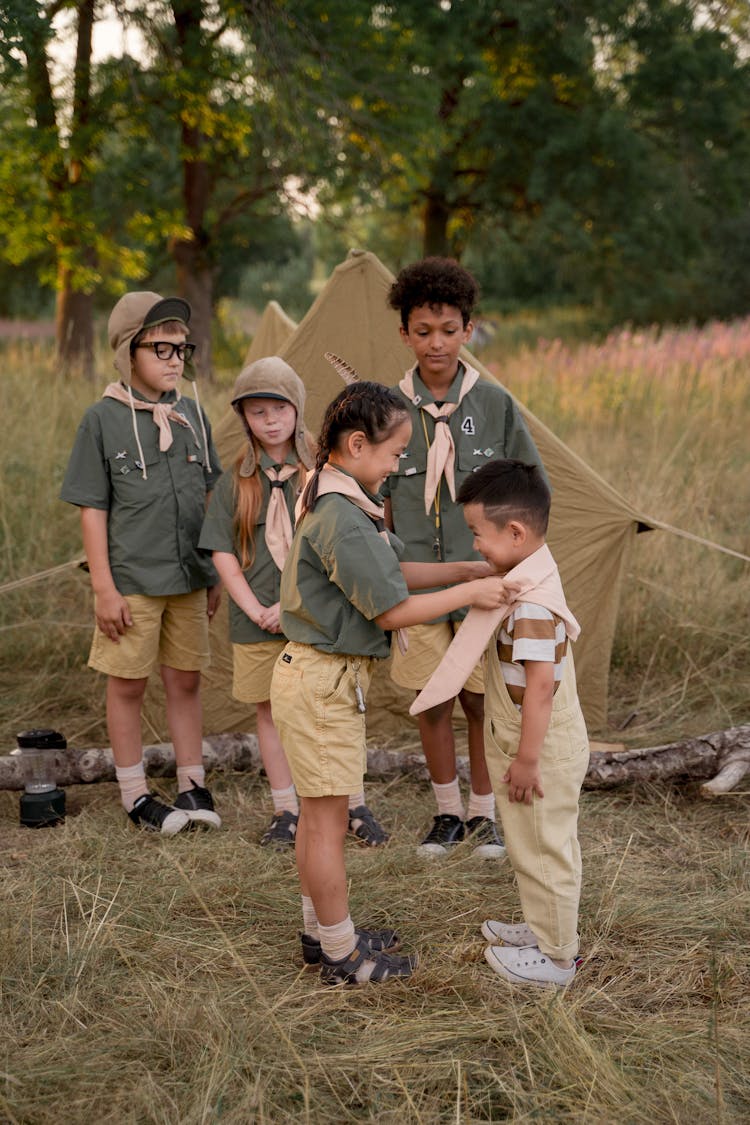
left=382, top=364, right=545, bottom=620
left=198, top=452, right=301, bottom=644
left=280, top=489, right=409, bottom=660
left=61, top=387, right=220, bottom=596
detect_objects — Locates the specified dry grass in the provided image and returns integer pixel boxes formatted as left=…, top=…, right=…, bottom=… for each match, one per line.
left=1, top=774, right=748, bottom=1123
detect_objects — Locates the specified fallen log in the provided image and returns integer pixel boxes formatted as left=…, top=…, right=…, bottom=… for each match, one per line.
left=585, top=725, right=750, bottom=795
left=1, top=725, right=748, bottom=797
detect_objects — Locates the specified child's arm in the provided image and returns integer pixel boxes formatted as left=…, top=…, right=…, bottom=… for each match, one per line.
left=502, top=660, right=555, bottom=804
left=211, top=551, right=278, bottom=631
left=80, top=507, right=132, bottom=642
left=203, top=491, right=222, bottom=620
left=400, top=559, right=492, bottom=589
left=375, top=575, right=508, bottom=630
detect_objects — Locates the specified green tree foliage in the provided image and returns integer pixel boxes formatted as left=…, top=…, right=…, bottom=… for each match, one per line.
left=2, top=0, right=750, bottom=350
left=320, top=0, right=750, bottom=323
left=0, top=0, right=151, bottom=374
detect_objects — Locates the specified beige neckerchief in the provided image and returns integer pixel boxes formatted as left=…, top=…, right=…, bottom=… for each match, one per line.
left=102, top=381, right=199, bottom=480
left=296, top=463, right=408, bottom=654
left=410, top=544, right=579, bottom=714
left=263, top=460, right=299, bottom=571
left=399, top=362, right=480, bottom=514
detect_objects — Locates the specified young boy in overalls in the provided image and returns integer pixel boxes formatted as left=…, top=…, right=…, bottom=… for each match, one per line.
left=413, top=459, right=589, bottom=988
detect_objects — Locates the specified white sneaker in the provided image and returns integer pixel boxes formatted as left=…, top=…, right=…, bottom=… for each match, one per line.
left=484, top=944, right=575, bottom=989
left=481, top=919, right=537, bottom=947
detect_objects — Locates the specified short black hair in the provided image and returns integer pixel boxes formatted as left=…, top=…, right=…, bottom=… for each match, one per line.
left=457, top=459, right=550, bottom=536
left=388, top=257, right=479, bottom=329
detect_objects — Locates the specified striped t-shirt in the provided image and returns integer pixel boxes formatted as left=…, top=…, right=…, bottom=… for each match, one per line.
left=497, top=603, right=569, bottom=708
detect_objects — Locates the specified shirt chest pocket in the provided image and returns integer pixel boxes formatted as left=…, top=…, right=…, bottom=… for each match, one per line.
left=387, top=442, right=427, bottom=509
left=107, top=448, right=161, bottom=487
left=455, top=417, right=501, bottom=480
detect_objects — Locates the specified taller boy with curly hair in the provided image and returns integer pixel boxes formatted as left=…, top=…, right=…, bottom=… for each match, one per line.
left=383, top=257, right=546, bottom=856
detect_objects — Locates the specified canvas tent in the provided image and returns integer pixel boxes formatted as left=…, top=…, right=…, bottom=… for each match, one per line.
left=147, top=250, right=652, bottom=739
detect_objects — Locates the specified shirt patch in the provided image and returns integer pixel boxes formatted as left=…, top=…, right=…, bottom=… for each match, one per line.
left=461, top=416, right=475, bottom=435
left=115, top=450, right=127, bottom=459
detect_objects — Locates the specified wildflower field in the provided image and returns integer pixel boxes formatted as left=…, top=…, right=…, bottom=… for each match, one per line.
left=0, top=318, right=748, bottom=1123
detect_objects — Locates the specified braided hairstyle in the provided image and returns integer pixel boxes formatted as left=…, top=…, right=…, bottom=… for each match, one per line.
left=299, top=381, right=408, bottom=517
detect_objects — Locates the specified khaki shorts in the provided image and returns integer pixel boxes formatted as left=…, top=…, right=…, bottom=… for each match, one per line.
left=88, top=589, right=210, bottom=679
left=232, top=639, right=286, bottom=703
left=390, top=620, right=485, bottom=694
left=270, top=641, right=374, bottom=797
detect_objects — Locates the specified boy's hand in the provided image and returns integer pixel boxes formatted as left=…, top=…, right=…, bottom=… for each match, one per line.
left=95, top=590, right=132, bottom=642
left=503, top=757, right=545, bottom=804
left=207, top=584, right=222, bottom=620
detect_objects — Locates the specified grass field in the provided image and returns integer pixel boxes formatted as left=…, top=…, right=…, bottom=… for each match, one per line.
left=1, top=774, right=748, bottom=1123
left=0, top=319, right=748, bottom=1122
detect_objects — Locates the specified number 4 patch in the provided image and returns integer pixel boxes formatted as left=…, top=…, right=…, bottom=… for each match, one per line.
left=461, top=415, right=475, bottom=435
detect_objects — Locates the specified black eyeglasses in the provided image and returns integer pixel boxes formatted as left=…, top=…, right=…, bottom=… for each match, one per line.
left=135, top=341, right=196, bottom=362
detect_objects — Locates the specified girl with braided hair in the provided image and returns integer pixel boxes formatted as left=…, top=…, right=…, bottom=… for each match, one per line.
left=270, top=380, right=513, bottom=985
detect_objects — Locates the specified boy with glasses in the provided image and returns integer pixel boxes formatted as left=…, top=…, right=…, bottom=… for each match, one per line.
left=61, top=291, right=222, bottom=833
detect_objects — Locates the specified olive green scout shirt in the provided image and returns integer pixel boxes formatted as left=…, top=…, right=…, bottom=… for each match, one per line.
left=382, top=365, right=545, bottom=622
left=198, top=452, right=301, bottom=644
left=60, top=388, right=220, bottom=596
left=280, top=491, right=409, bottom=659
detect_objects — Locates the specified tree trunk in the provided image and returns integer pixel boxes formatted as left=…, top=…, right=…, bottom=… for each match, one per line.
left=171, top=0, right=215, bottom=378
left=56, top=269, right=95, bottom=379
left=423, top=192, right=451, bottom=257
left=2, top=726, right=748, bottom=797
left=173, top=235, right=214, bottom=377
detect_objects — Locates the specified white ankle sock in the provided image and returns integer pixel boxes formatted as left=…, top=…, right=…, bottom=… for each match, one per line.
left=177, top=764, right=205, bottom=794
left=318, top=915, right=357, bottom=963
left=271, top=784, right=299, bottom=815
left=432, top=778, right=464, bottom=819
left=115, top=762, right=149, bottom=813
left=467, top=789, right=495, bottom=821
left=348, top=791, right=365, bottom=810
left=301, top=895, right=319, bottom=938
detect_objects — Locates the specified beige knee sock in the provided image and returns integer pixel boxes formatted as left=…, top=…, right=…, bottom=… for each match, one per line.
left=467, top=789, right=495, bottom=821
left=318, top=915, right=357, bottom=962
left=115, top=762, right=149, bottom=813
left=432, top=778, right=464, bottom=818
left=301, top=895, right=319, bottom=938
left=271, top=784, right=299, bottom=815
left=177, top=764, right=205, bottom=794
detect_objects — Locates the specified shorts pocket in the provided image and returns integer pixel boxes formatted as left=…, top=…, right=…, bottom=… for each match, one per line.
left=320, top=659, right=355, bottom=706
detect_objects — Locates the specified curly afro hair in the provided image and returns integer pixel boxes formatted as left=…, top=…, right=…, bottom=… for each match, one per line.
left=388, top=257, right=479, bottom=329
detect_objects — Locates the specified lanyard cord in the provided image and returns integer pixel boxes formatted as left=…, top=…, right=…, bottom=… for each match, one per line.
left=420, top=409, right=442, bottom=554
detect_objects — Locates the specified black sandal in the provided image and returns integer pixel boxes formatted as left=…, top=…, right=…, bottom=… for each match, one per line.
left=348, top=805, right=390, bottom=847
left=319, top=934, right=417, bottom=986
left=301, top=925, right=401, bottom=967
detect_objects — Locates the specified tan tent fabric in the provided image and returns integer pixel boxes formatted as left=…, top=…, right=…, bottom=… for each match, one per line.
left=145, top=250, right=651, bottom=740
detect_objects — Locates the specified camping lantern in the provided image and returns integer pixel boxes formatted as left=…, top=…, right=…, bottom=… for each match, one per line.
left=13, top=729, right=67, bottom=827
